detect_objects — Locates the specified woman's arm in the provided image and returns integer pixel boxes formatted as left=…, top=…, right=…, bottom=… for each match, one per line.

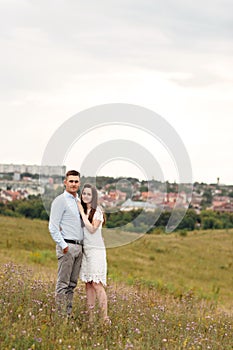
left=78, top=202, right=101, bottom=234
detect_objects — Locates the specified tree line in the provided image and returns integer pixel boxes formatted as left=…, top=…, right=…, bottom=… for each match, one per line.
left=1, top=196, right=233, bottom=232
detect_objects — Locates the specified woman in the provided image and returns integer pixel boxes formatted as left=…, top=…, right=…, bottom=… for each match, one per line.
left=78, top=184, right=110, bottom=324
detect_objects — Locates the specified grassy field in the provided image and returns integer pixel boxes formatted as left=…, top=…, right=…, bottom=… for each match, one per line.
left=0, top=216, right=233, bottom=349
left=107, top=229, right=233, bottom=311
left=1, top=216, right=232, bottom=309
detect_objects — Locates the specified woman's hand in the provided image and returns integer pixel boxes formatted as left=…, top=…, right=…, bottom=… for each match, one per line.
left=77, top=201, right=84, bottom=215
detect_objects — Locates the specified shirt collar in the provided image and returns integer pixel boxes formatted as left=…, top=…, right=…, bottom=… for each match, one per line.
left=64, top=190, right=78, bottom=200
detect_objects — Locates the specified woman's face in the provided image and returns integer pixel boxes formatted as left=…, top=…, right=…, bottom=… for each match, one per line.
left=82, top=187, right=92, bottom=204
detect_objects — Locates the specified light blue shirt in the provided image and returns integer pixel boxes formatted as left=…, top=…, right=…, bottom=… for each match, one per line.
left=49, top=191, right=83, bottom=249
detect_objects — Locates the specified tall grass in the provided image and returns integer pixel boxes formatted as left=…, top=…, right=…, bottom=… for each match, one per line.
left=0, top=262, right=232, bottom=349
left=1, top=216, right=233, bottom=307
left=106, top=228, right=233, bottom=310
left=0, top=216, right=233, bottom=348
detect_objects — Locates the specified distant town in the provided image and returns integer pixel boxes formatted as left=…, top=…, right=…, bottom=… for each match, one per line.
left=0, top=163, right=233, bottom=214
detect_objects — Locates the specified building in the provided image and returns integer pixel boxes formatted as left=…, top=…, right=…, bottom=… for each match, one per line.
left=0, top=189, right=28, bottom=203
left=0, top=164, right=66, bottom=176
left=212, top=196, right=233, bottom=212
left=213, top=202, right=233, bottom=212
left=121, top=199, right=157, bottom=212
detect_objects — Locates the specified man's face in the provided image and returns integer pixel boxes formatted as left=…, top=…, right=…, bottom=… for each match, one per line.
left=64, top=175, right=80, bottom=195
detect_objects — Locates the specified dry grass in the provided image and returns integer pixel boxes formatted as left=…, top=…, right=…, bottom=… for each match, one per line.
left=1, top=216, right=233, bottom=310
left=0, top=216, right=233, bottom=348
left=0, top=262, right=232, bottom=349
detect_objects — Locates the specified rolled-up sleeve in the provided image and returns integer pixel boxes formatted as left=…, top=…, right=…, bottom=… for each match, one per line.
left=49, top=197, right=68, bottom=250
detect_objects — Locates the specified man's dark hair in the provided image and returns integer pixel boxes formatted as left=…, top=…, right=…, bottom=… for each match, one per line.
left=65, top=170, right=80, bottom=178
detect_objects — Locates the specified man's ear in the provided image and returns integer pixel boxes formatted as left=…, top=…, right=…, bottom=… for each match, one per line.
left=63, top=179, right=67, bottom=186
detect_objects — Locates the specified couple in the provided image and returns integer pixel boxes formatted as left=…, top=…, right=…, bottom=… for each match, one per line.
left=49, top=170, right=109, bottom=324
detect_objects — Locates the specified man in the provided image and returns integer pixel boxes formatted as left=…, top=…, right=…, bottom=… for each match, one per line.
left=49, top=170, right=83, bottom=316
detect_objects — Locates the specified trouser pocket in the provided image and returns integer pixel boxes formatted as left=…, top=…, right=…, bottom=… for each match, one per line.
left=56, top=244, right=65, bottom=259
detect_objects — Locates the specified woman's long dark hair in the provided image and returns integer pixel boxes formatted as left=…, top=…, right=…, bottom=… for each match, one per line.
left=81, top=184, right=98, bottom=223
left=81, top=184, right=106, bottom=225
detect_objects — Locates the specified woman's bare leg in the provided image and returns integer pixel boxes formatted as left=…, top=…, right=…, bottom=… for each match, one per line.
left=92, top=282, right=108, bottom=320
left=86, top=282, right=96, bottom=322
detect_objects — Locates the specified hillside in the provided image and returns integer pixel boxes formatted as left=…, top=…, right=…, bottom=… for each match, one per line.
left=1, top=215, right=232, bottom=309
left=0, top=216, right=233, bottom=349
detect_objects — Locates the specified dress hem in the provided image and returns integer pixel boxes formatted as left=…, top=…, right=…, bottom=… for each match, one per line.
left=80, top=276, right=107, bottom=286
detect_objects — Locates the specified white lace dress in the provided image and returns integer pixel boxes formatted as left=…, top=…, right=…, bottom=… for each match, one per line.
left=79, top=206, right=107, bottom=285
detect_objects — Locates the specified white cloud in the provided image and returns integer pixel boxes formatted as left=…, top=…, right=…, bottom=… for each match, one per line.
left=0, top=0, right=232, bottom=183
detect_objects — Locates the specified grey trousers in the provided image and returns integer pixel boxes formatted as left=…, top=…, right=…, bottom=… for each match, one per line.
left=55, top=243, right=83, bottom=315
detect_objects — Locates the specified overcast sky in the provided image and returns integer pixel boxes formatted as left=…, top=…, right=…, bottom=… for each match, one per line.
left=0, top=0, right=233, bottom=184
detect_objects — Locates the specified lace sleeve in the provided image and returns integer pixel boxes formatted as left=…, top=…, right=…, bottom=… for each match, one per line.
left=94, top=206, right=104, bottom=222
